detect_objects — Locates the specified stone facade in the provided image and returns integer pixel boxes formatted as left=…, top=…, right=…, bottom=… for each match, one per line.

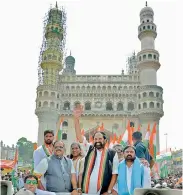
left=0, top=141, right=16, bottom=160
left=35, top=4, right=164, bottom=154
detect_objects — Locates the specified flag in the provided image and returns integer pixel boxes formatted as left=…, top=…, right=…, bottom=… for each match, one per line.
left=160, top=160, right=169, bottom=178
left=31, top=143, right=38, bottom=174
left=11, top=147, right=19, bottom=191
left=117, top=135, right=122, bottom=144
left=109, top=135, right=113, bottom=148
left=144, top=123, right=150, bottom=148
left=137, top=124, right=141, bottom=131
left=100, top=122, right=104, bottom=131
left=89, top=135, right=93, bottom=144
left=105, top=141, right=109, bottom=148
left=127, top=120, right=133, bottom=145
left=113, top=133, right=117, bottom=144
left=55, top=117, right=64, bottom=141
left=149, top=123, right=157, bottom=159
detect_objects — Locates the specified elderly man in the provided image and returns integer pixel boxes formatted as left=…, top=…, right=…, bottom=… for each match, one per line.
left=34, top=141, right=78, bottom=195
left=118, top=145, right=151, bottom=195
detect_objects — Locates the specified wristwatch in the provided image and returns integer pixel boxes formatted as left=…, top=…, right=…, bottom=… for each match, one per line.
left=107, top=190, right=112, bottom=194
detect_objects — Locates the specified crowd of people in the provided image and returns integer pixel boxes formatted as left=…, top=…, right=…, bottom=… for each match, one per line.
left=1, top=104, right=182, bottom=195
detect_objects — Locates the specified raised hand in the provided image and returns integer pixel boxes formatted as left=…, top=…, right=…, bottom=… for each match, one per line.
left=73, top=104, right=83, bottom=119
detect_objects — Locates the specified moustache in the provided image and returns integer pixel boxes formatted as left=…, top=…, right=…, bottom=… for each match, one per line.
left=127, top=155, right=132, bottom=158
left=94, top=142, right=102, bottom=146
left=56, top=149, right=62, bottom=151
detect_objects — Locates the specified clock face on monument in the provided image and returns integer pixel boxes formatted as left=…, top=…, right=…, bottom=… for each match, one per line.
left=95, top=101, right=102, bottom=108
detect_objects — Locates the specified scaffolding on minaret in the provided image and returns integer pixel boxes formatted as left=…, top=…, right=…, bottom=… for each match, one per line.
left=38, top=4, right=67, bottom=86
left=126, top=51, right=138, bottom=74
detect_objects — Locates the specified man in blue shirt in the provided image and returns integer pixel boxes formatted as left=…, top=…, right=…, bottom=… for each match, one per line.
left=132, top=131, right=154, bottom=168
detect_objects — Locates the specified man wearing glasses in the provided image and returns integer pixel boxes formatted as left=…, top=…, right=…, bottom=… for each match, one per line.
left=34, top=141, right=78, bottom=195
left=16, top=175, right=55, bottom=195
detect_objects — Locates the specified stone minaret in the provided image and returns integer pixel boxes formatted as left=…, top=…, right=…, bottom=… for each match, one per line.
left=137, top=3, right=164, bottom=152
left=35, top=3, right=66, bottom=145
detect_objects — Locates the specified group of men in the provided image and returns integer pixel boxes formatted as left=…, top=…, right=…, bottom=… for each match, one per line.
left=24, top=105, right=152, bottom=195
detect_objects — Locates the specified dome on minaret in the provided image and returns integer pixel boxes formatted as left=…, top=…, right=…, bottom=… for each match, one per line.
left=140, top=2, right=154, bottom=15
left=65, top=53, right=75, bottom=65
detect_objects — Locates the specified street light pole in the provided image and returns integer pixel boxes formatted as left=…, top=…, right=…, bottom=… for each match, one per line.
left=164, top=133, right=168, bottom=152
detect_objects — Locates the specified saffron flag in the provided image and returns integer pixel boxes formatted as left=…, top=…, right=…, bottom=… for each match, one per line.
left=149, top=123, right=157, bottom=159
left=55, top=117, right=64, bottom=141
left=144, top=123, right=150, bottom=148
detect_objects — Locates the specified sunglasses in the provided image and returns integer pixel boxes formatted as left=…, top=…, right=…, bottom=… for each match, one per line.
left=26, top=180, right=38, bottom=185
left=54, top=146, right=64, bottom=149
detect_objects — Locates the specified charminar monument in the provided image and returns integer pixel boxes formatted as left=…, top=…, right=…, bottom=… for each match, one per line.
left=35, top=2, right=164, bottom=154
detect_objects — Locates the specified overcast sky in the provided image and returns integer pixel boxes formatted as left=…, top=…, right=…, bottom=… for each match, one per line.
left=0, top=0, right=182, bottom=151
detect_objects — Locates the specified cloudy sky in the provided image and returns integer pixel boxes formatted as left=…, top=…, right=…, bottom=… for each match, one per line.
left=0, top=0, right=182, bottom=151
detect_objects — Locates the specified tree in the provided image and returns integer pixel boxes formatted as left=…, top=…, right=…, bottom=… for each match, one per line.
left=16, top=137, right=35, bottom=164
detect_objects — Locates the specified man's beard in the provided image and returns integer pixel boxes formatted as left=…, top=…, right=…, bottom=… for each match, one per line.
left=125, top=155, right=136, bottom=162
left=94, top=142, right=105, bottom=149
left=45, top=139, right=52, bottom=145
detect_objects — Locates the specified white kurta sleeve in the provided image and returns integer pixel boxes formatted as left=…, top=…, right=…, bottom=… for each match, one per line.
left=79, top=136, right=91, bottom=156
left=71, top=160, right=76, bottom=174
left=112, top=153, right=119, bottom=174
left=33, top=149, right=42, bottom=169
left=143, top=166, right=151, bottom=188
left=34, top=158, right=48, bottom=175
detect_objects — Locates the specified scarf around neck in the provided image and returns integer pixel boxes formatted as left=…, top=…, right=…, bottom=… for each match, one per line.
left=82, top=147, right=108, bottom=193
left=118, top=158, right=144, bottom=195
left=42, top=144, right=53, bottom=157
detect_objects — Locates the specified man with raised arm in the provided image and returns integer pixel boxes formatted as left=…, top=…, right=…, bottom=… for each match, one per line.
left=73, top=104, right=118, bottom=195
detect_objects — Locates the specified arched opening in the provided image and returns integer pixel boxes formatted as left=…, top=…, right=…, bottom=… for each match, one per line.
left=138, top=104, right=141, bottom=109
left=117, top=103, right=123, bottom=111
left=38, top=102, right=41, bottom=107
left=62, top=133, right=67, bottom=140
left=138, top=94, right=141, bottom=99
left=149, top=92, right=154, bottom=97
left=143, top=102, right=147, bottom=109
left=149, top=102, right=154, bottom=108
left=128, top=102, right=134, bottom=111
left=143, top=55, right=146, bottom=60
left=39, top=92, right=42, bottom=97
left=57, top=94, right=59, bottom=98
left=113, top=86, right=117, bottom=90
left=92, top=86, right=96, bottom=90
left=156, top=92, right=159, bottom=97
left=102, top=86, right=106, bottom=90
left=63, top=102, right=70, bottom=110
left=139, top=56, right=142, bottom=61
left=63, top=121, right=68, bottom=127
left=157, top=103, right=160, bottom=108
left=106, top=102, right=113, bottom=111
left=85, top=102, right=91, bottom=110
left=143, top=92, right=147, bottom=97
left=56, top=104, right=59, bottom=109
left=51, top=92, right=55, bottom=97
left=44, top=91, right=49, bottom=97
left=50, top=102, right=55, bottom=108
left=130, top=122, right=135, bottom=127
left=107, top=86, right=111, bottom=90
left=43, top=101, right=48, bottom=107
left=148, top=54, right=152, bottom=59
left=97, top=86, right=101, bottom=90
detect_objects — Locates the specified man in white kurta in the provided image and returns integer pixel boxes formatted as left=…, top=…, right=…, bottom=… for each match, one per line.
left=33, top=130, right=54, bottom=189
